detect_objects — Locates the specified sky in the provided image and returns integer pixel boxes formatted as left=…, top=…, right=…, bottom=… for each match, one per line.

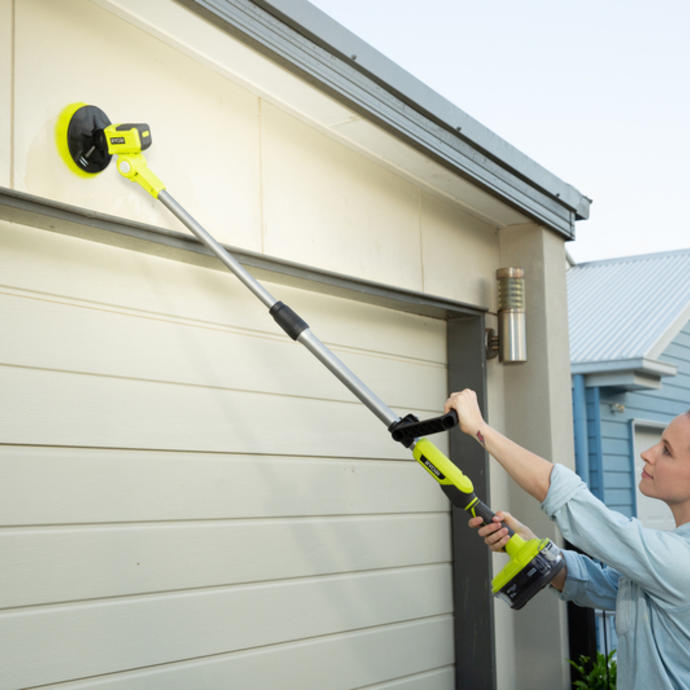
left=308, top=0, right=690, bottom=263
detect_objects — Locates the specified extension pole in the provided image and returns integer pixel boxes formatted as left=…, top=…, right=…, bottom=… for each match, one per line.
left=157, top=190, right=399, bottom=428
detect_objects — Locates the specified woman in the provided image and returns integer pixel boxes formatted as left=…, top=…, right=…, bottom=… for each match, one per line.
left=444, top=389, right=690, bottom=690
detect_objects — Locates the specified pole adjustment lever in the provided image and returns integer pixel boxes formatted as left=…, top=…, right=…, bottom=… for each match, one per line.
left=389, top=409, right=458, bottom=447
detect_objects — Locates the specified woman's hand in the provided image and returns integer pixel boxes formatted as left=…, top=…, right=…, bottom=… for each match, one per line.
left=468, top=510, right=536, bottom=552
left=444, top=389, right=486, bottom=440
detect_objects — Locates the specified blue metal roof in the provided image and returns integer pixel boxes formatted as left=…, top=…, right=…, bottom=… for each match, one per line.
left=568, top=249, right=690, bottom=370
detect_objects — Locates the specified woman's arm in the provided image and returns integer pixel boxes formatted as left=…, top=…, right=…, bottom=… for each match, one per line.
left=447, top=390, right=690, bottom=605
left=544, top=464, right=690, bottom=605
left=445, top=389, right=553, bottom=502
left=472, top=511, right=621, bottom=609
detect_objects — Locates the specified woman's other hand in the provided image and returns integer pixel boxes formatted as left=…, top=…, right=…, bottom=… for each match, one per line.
left=468, top=510, right=536, bottom=552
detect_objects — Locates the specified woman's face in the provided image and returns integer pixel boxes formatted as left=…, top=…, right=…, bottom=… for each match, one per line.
left=639, top=413, right=690, bottom=507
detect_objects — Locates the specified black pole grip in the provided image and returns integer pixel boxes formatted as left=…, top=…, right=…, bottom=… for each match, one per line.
left=270, top=301, right=309, bottom=341
left=466, top=498, right=515, bottom=537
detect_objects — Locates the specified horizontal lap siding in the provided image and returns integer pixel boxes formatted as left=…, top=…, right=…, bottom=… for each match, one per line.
left=0, top=221, right=453, bottom=688
left=1, top=508, right=451, bottom=608
left=0, top=365, right=429, bottom=456
left=2, top=618, right=454, bottom=690
left=0, top=566, right=452, bottom=689
left=0, top=449, right=444, bottom=525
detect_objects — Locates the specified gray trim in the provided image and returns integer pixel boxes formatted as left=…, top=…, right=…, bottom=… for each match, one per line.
left=0, top=186, right=483, bottom=319
left=447, top=314, right=495, bottom=689
left=176, top=0, right=589, bottom=239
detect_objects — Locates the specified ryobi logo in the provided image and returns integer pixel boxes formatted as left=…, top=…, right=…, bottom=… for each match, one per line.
left=109, top=136, right=126, bottom=145
left=421, top=455, right=445, bottom=480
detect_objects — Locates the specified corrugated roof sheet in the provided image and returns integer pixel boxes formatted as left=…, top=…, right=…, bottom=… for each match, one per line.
left=568, top=249, right=690, bottom=365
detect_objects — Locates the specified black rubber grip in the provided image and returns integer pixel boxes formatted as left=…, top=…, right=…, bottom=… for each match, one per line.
left=269, top=301, right=309, bottom=340
left=441, top=484, right=472, bottom=508
left=466, top=498, right=514, bottom=537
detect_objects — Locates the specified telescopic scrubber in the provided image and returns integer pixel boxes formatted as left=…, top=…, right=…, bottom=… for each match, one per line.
left=55, top=103, right=565, bottom=609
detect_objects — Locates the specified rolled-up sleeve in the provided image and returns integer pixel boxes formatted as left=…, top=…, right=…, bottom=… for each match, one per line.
left=542, top=464, right=690, bottom=607
left=558, top=549, right=620, bottom=610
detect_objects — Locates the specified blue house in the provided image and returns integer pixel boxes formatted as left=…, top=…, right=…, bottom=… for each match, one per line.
left=568, top=248, right=690, bottom=525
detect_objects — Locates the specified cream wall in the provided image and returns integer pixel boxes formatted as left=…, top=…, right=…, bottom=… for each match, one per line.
left=13, top=0, right=263, bottom=251
left=10, top=0, right=500, bottom=306
left=0, top=0, right=10, bottom=187
left=261, top=101, right=423, bottom=288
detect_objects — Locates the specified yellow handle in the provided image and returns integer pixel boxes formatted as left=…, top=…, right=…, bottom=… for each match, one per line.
left=116, top=154, right=165, bottom=198
left=412, top=438, right=475, bottom=494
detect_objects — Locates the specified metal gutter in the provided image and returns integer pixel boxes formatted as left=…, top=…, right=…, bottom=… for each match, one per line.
left=176, top=0, right=590, bottom=240
left=0, top=186, right=482, bottom=320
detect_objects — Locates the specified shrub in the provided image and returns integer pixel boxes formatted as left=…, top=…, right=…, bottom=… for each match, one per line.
left=568, top=650, right=617, bottom=689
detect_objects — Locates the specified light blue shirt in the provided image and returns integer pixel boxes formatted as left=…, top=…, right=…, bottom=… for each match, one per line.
left=541, top=464, right=690, bottom=690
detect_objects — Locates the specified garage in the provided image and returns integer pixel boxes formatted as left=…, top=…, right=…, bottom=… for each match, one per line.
left=0, top=211, right=485, bottom=687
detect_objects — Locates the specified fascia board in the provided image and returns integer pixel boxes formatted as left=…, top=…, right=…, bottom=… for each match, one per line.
left=584, top=371, right=663, bottom=391
left=570, top=357, right=678, bottom=378
left=647, top=304, right=690, bottom=361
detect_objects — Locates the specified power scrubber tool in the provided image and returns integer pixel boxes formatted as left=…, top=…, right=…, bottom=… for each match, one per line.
left=56, top=103, right=564, bottom=609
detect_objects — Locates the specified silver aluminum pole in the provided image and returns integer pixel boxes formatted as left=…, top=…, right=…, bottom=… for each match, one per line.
left=157, top=190, right=399, bottom=428
left=158, top=190, right=276, bottom=308
left=297, top=329, right=398, bottom=426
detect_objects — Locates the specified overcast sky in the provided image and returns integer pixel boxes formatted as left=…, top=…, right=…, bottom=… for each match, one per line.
left=308, top=0, right=690, bottom=263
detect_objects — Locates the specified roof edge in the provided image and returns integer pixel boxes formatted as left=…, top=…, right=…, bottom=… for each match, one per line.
left=647, top=301, right=690, bottom=361
left=571, top=247, right=690, bottom=269
left=178, top=0, right=590, bottom=238
left=576, top=358, right=678, bottom=391
left=254, top=0, right=590, bottom=219
left=572, top=357, right=678, bottom=378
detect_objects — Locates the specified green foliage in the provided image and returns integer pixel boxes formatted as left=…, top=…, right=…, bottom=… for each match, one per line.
left=568, top=650, right=617, bottom=689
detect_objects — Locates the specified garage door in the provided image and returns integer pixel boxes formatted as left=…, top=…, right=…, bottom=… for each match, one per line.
left=632, top=422, right=675, bottom=531
left=0, top=219, right=455, bottom=689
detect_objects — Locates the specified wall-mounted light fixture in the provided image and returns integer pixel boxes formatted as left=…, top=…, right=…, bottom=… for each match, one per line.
left=485, top=267, right=527, bottom=363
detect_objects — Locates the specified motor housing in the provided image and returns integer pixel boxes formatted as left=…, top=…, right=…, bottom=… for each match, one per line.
left=493, top=538, right=565, bottom=609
